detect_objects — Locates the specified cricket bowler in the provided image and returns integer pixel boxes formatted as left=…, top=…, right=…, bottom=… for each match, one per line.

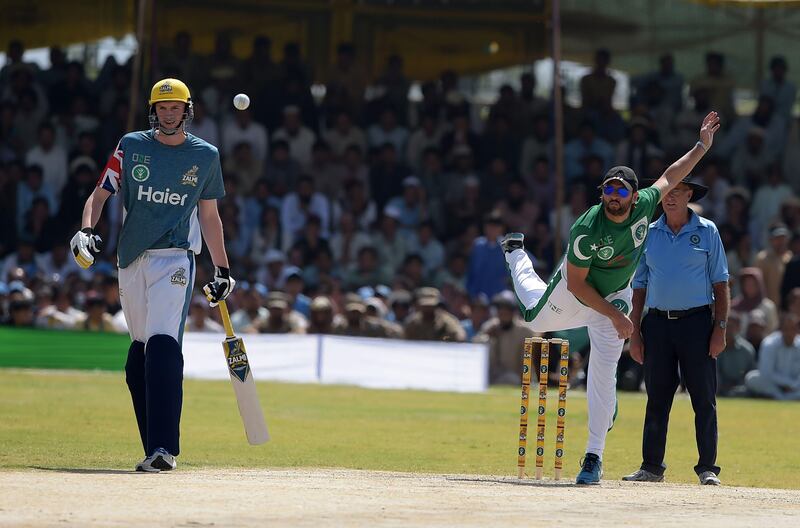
left=503, top=112, right=720, bottom=484
left=69, top=78, right=235, bottom=472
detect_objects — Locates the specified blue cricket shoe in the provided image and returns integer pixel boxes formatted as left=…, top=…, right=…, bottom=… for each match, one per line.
left=576, top=453, right=603, bottom=485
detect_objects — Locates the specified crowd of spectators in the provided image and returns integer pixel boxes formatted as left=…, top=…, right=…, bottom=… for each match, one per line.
left=1, top=35, right=799, bottom=399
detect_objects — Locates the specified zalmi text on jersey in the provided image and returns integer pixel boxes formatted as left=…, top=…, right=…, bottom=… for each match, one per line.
left=98, top=131, right=225, bottom=268
left=565, top=186, right=661, bottom=297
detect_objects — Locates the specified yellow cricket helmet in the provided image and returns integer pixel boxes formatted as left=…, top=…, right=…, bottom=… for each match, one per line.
left=148, top=78, right=193, bottom=134
left=149, top=78, right=191, bottom=105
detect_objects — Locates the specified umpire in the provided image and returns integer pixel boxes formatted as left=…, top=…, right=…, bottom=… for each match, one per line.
left=623, top=178, right=729, bottom=486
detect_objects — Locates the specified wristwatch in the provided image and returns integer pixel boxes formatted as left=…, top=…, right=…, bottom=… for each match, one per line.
left=714, top=320, right=727, bottom=330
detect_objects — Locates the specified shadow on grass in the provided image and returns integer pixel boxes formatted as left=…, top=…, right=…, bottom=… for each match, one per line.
left=30, top=466, right=136, bottom=475
left=447, top=476, right=577, bottom=488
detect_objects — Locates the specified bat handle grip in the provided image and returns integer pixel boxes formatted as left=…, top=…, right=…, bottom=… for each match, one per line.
left=218, top=300, right=235, bottom=338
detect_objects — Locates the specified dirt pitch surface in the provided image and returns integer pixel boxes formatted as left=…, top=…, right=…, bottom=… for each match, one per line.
left=1, top=468, right=799, bottom=527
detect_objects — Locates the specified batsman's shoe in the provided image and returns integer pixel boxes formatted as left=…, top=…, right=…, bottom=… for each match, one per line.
left=699, top=471, right=721, bottom=486
left=150, top=447, right=177, bottom=471
left=576, top=453, right=603, bottom=485
left=622, top=469, right=664, bottom=482
left=500, top=232, right=524, bottom=253
left=135, top=455, right=160, bottom=473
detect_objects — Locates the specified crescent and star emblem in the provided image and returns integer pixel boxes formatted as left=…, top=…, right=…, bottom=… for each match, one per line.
left=573, top=234, right=592, bottom=261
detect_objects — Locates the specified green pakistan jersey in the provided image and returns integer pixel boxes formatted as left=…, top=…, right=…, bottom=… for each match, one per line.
left=565, top=186, right=661, bottom=297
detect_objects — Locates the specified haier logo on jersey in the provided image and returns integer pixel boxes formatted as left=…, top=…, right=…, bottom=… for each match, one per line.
left=137, top=185, right=188, bottom=206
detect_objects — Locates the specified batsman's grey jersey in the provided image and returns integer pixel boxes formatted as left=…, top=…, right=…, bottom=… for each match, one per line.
left=99, top=131, right=225, bottom=268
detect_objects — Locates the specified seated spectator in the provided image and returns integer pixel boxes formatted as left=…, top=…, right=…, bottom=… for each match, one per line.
left=373, top=207, right=408, bottom=277
left=614, top=117, right=663, bottom=179
left=12, top=86, right=45, bottom=152
left=406, top=221, right=445, bottom=277
left=21, top=196, right=59, bottom=253
left=188, top=98, right=218, bottom=146
left=255, top=249, right=286, bottom=290
left=336, top=178, right=377, bottom=232
left=564, top=121, right=613, bottom=182
left=230, top=283, right=268, bottom=333
left=488, top=84, right=523, bottom=133
left=760, top=55, right=796, bottom=122
left=308, top=140, right=345, bottom=203
left=475, top=290, right=536, bottom=384
left=342, top=245, right=390, bottom=290
left=529, top=220, right=557, bottom=277
left=439, top=108, right=477, bottom=158
left=264, top=140, right=301, bottom=197
left=732, top=267, right=779, bottom=335
left=719, top=95, right=786, bottom=163
left=186, top=295, right=225, bottom=333
left=225, top=142, right=264, bottom=193
left=221, top=107, right=268, bottom=164
left=432, top=252, right=468, bottom=291
left=39, top=242, right=85, bottom=281
left=750, top=166, right=795, bottom=247
left=479, top=114, right=520, bottom=173
left=551, top=183, right=589, bottom=245
left=367, top=106, right=408, bottom=154
left=461, top=293, right=490, bottom=342
left=673, top=87, right=712, bottom=152
left=1, top=236, right=44, bottom=281
left=745, top=313, right=800, bottom=400
left=744, top=309, right=768, bottom=353
left=369, top=142, right=411, bottom=210
left=7, top=295, right=34, bottom=327
left=730, top=127, right=772, bottom=188
left=77, top=290, right=117, bottom=332
left=324, top=110, right=366, bottom=161
left=396, top=253, right=427, bottom=291
left=495, top=179, right=540, bottom=238
left=385, top=176, right=428, bottom=240
left=717, top=312, right=756, bottom=397
left=403, top=287, right=466, bottom=342
left=519, top=116, right=553, bottom=178
left=480, top=156, right=514, bottom=204
left=363, top=296, right=403, bottom=337
left=58, top=160, right=97, bottom=225
left=524, top=156, right=555, bottom=217
left=329, top=211, right=372, bottom=269
left=466, top=212, right=507, bottom=300
left=755, top=224, right=792, bottom=306
left=339, top=144, right=370, bottom=194
left=26, top=122, right=67, bottom=197
left=334, top=299, right=388, bottom=338
left=307, top=295, right=346, bottom=334
left=406, top=112, right=443, bottom=171
left=291, top=214, right=331, bottom=267
left=692, top=160, right=730, bottom=223
left=387, top=289, right=412, bottom=324
left=586, top=100, right=627, bottom=145
left=16, top=164, right=56, bottom=232
left=254, top=292, right=307, bottom=334
left=280, top=176, right=331, bottom=250
left=272, top=105, right=317, bottom=168
left=281, top=266, right=312, bottom=318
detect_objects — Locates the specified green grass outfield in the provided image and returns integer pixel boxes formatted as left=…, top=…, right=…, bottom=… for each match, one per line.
left=0, top=369, right=796, bottom=489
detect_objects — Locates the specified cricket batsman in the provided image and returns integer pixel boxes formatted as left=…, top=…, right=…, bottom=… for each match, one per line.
left=503, top=112, right=720, bottom=484
left=70, top=78, right=235, bottom=472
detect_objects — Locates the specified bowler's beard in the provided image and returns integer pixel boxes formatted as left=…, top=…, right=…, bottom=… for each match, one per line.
left=604, top=198, right=632, bottom=217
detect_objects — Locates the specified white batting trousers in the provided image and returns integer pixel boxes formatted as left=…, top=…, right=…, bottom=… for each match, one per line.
left=118, top=248, right=196, bottom=344
left=506, top=249, right=629, bottom=458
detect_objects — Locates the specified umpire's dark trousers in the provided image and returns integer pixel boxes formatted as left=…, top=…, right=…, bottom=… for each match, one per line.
left=640, top=306, right=721, bottom=476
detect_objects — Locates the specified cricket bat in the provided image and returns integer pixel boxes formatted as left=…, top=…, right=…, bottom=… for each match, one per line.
left=217, top=300, right=270, bottom=445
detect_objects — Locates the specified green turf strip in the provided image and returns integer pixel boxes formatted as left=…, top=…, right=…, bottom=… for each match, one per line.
left=0, top=328, right=129, bottom=370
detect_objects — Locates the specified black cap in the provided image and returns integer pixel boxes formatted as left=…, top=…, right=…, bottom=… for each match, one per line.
left=601, top=166, right=638, bottom=191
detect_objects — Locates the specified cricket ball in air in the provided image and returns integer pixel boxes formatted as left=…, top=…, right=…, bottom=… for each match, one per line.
left=233, top=93, right=250, bottom=110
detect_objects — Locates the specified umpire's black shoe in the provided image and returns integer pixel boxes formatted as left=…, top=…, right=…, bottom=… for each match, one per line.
left=501, top=232, right=524, bottom=253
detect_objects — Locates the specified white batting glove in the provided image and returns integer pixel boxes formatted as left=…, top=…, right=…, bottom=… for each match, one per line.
left=70, top=228, right=103, bottom=269
left=203, top=266, right=236, bottom=307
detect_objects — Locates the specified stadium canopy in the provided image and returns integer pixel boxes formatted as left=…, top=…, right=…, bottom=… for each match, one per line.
left=2, top=0, right=800, bottom=88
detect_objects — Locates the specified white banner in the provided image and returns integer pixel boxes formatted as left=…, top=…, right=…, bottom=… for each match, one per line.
left=182, top=332, right=488, bottom=393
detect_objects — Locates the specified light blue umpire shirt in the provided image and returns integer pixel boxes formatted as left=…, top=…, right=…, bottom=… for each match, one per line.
left=632, top=210, right=729, bottom=310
